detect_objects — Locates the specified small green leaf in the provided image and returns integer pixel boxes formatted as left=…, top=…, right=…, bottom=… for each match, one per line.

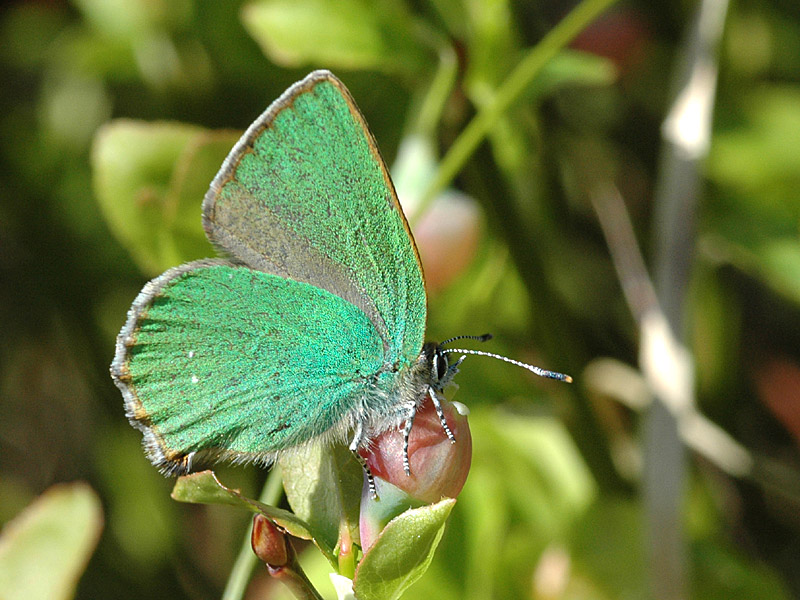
left=756, top=239, right=800, bottom=304
left=278, top=444, right=362, bottom=555
left=353, top=498, right=455, bottom=600
left=171, top=471, right=335, bottom=563
left=0, top=483, right=103, bottom=600
left=91, top=120, right=238, bottom=274
left=167, top=130, right=242, bottom=262
left=241, top=0, right=430, bottom=73
left=535, top=49, right=618, bottom=92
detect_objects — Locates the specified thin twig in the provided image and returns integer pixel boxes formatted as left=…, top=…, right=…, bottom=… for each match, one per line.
left=646, top=0, right=730, bottom=597
left=590, top=0, right=730, bottom=597
left=414, top=0, right=620, bottom=222
left=222, top=468, right=286, bottom=600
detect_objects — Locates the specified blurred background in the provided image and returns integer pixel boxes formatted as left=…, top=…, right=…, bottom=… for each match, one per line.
left=1, top=0, right=800, bottom=598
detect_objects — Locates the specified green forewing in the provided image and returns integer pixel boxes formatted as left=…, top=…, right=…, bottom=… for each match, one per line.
left=203, top=71, right=426, bottom=369
left=125, top=262, right=385, bottom=460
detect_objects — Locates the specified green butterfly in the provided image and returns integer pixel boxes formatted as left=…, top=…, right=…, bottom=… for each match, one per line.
left=111, top=70, right=570, bottom=485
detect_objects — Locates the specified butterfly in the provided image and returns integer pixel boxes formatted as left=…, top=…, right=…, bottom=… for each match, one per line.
left=110, top=70, right=570, bottom=487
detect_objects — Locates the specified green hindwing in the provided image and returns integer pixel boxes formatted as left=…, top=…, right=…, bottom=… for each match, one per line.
left=112, top=261, right=385, bottom=474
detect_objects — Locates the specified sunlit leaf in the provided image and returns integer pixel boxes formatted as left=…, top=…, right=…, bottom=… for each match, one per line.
left=353, top=499, right=455, bottom=600
left=278, top=444, right=362, bottom=556
left=241, top=0, right=430, bottom=72
left=0, top=483, right=103, bottom=600
left=171, top=471, right=335, bottom=562
left=92, top=120, right=238, bottom=274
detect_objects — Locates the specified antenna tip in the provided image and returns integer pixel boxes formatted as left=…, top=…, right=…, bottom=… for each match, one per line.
left=563, top=375, right=573, bottom=384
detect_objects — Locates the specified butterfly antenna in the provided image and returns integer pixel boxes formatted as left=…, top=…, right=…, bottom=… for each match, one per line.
left=444, top=347, right=573, bottom=383
left=439, top=333, right=493, bottom=347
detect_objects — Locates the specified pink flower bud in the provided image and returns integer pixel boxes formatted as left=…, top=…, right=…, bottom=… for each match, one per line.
left=251, top=514, right=288, bottom=567
left=359, top=394, right=471, bottom=551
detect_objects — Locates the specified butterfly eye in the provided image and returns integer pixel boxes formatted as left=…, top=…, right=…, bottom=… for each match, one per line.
left=434, top=351, right=449, bottom=382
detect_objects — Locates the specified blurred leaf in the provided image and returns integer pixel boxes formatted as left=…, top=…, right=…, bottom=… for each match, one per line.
left=692, top=538, right=791, bottom=599
left=407, top=408, right=596, bottom=599
left=91, top=120, right=238, bottom=274
left=241, top=0, right=431, bottom=73
left=0, top=4, right=67, bottom=69
left=170, top=471, right=333, bottom=560
left=40, top=72, right=111, bottom=149
left=709, top=86, right=800, bottom=197
left=94, top=426, right=179, bottom=571
left=690, top=265, right=741, bottom=403
left=570, top=498, right=646, bottom=597
left=424, top=0, right=468, bottom=40
left=704, top=86, right=800, bottom=304
left=535, top=49, right=618, bottom=92
left=483, top=411, right=596, bottom=536
left=492, top=50, right=617, bottom=177
left=462, top=0, right=518, bottom=92
left=757, top=239, right=800, bottom=304
left=278, top=444, right=362, bottom=556
left=72, top=0, right=193, bottom=41
left=0, top=483, right=103, bottom=600
left=70, top=0, right=212, bottom=90
left=353, top=498, right=455, bottom=600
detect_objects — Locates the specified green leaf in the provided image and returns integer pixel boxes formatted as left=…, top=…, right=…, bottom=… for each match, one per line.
left=94, top=426, right=179, bottom=571
left=535, top=49, right=618, bottom=92
left=353, top=498, right=455, bottom=600
left=171, top=471, right=335, bottom=563
left=757, top=239, right=800, bottom=303
left=692, top=538, right=791, bottom=599
left=278, top=444, right=362, bottom=556
left=0, top=483, right=103, bottom=600
left=704, top=87, right=800, bottom=305
left=709, top=87, right=800, bottom=196
left=407, top=409, right=597, bottom=599
left=72, top=0, right=193, bottom=41
left=241, top=0, right=430, bottom=73
left=91, top=120, right=239, bottom=274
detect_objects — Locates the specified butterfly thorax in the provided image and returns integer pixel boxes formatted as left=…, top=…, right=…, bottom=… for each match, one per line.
left=357, top=341, right=455, bottom=443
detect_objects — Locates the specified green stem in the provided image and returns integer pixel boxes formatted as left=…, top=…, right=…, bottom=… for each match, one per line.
left=337, top=520, right=357, bottom=579
left=267, top=545, right=325, bottom=600
left=411, top=46, right=458, bottom=140
left=221, top=468, right=286, bottom=600
left=415, top=0, right=619, bottom=221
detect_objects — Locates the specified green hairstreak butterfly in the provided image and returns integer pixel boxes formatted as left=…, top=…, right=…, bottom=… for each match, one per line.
left=111, top=70, right=571, bottom=483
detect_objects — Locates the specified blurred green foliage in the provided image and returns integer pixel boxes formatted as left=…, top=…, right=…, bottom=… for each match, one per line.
left=1, top=0, right=800, bottom=598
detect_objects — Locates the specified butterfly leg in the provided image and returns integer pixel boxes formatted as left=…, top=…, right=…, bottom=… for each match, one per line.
left=349, top=420, right=378, bottom=499
left=430, top=388, right=456, bottom=444
left=355, top=452, right=378, bottom=499
left=402, top=400, right=417, bottom=476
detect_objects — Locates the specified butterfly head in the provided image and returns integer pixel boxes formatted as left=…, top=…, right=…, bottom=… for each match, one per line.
left=427, top=333, right=573, bottom=385
left=421, top=334, right=494, bottom=392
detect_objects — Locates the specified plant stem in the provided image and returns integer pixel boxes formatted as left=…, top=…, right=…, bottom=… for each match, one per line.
left=415, top=0, right=619, bottom=220
left=644, top=0, right=729, bottom=596
left=221, top=468, right=286, bottom=600
left=411, top=46, right=458, bottom=140
left=267, top=555, right=325, bottom=600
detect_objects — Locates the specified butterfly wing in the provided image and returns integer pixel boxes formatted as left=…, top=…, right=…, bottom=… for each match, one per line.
left=202, top=70, right=426, bottom=369
left=112, top=261, right=386, bottom=474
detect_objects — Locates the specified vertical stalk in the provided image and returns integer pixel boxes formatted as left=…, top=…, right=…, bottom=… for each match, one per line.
left=222, top=468, right=285, bottom=600
left=646, top=0, right=729, bottom=597
left=416, top=0, right=620, bottom=219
